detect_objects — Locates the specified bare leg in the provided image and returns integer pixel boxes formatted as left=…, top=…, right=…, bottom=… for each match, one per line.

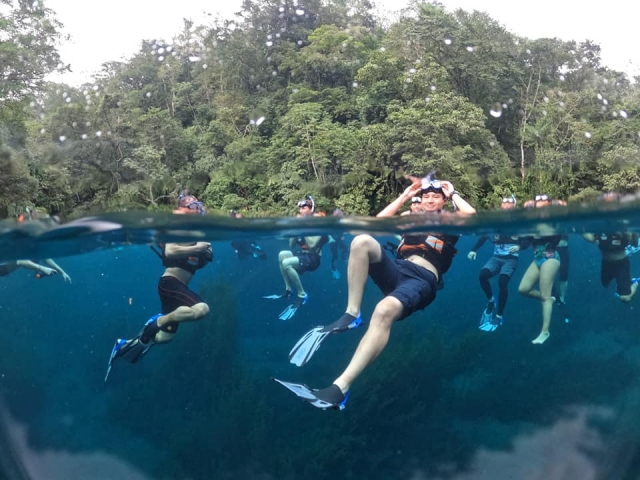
left=278, top=251, right=294, bottom=291
left=282, top=256, right=306, bottom=297
left=618, top=281, right=638, bottom=303
left=518, top=261, right=541, bottom=299
left=532, top=259, right=560, bottom=344
left=334, top=296, right=403, bottom=393
left=158, top=302, right=210, bottom=327
left=345, top=235, right=383, bottom=316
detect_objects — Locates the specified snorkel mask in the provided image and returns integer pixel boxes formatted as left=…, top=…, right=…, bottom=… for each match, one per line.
left=296, top=195, right=315, bottom=213
left=421, top=172, right=444, bottom=196
left=178, top=192, right=206, bottom=215
left=501, top=194, right=517, bottom=206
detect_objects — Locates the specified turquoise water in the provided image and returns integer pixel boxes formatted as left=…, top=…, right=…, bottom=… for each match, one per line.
left=2, top=204, right=640, bottom=479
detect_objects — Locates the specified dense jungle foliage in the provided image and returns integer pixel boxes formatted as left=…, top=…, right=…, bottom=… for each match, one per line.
left=1, top=0, right=639, bottom=217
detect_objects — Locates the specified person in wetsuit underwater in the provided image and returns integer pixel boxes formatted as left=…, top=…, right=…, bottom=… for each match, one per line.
left=468, top=195, right=531, bottom=331
left=276, top=174, right=476, bottom=410
left=228, top=210, right=267, bottom=261
left=583, top=232, right=639, bottom=302
left=105, top=193, right=213, bottom=381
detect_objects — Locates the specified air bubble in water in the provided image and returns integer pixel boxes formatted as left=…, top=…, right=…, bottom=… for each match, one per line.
left=489, top=102, right=502, bottom=118
left=585, top=132, right=592, bottom=138
left=59, top=136, right=66, bottom=142
left=597, top=93, right=603, bottom=100
left=559, top=75, right=565, bottom=81
left=146, top=92, right=151, bottom=97
left=279, top=6, right=284, bottom=12
left=620, top=110, right=628, bottom=118
left=409, top=68, right=416, bottom=74
left=543, top=97, right=549, bottom=103
left=96, top=131, right=102, bottom=137
left=158, top=48, right=165, bottom=54
left=466, top=46, right=474, bottom=52
left=266, top=41, right=273, bottom=47
left=158, top=56, right=164, bottom=61
left=81, top=134, right=88, bottom=139
left=380, top=47, right=385, bottom=52
left=66, top=97, right=71, bottom=103
left=40, top=128, right=45, bottom=134
left=603, top=99, right=608, bottom=105
left=352, top=82, right=358, bottom=88
left=189, top=56, right=201, bottom=62
left=297, top=40, right=303, bottom=45
left=430, top=85, right=436, bottom=92
left=295, top=8, right=304, bottom=15
left=444, top=38, right=452, bottom=45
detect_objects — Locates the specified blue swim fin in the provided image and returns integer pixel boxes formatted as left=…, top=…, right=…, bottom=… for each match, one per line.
left=272, top=378, right=348, bottom=410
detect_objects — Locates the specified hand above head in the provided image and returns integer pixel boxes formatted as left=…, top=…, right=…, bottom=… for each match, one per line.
left=403, top=175, right=424, bottom=198
left=439, top=181, right=455, bottom=198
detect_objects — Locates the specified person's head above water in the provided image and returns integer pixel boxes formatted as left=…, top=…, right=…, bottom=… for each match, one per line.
left=297, top=195, right=315, bottom=216
left=175, top=191, right=206, bottom=215
left=501, top=194, right=517, bottom=210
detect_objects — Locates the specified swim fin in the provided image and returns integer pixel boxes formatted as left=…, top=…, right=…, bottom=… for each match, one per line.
left=289, top=312, right=362, bottom=367
left=263, top=289, right=292, bottom=300
left=278, top=294, right=308, bottom=321
left=104, top=313, right=161, bottom=382
left=104, top=337, right=154, bottom=382
left=271, top=378, right=349, bottom=410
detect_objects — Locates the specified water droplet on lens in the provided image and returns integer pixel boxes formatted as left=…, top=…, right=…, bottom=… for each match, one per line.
left=296, top=8, right=304, bottom=15
left=380, top=47, right=385, bottom=52
left=40, top=128, right=45, bottom=134
left=501, top=103, right=507, bottom=109
left=603, top=99, right=608, bottom=105
left=65, top=97, right=71, bottom=103
left=430, top=85, right=436, bottom=91
left=189, top=56, right=201, bottom=62
left=266, top=41, right=273, bottom=47
left=279, top=6, right=284, bottom=12
left=267, top=34, right=272, bottom=40
left=96, top=131, right=102, bottom=137
left=489, top=140, right=496, bottom=147
left=297, top=40, right=303, bottom=45
left=620, top=110, right=628, bottom=118
left=409, top=68, right=416, bottom=74
left=444, top=38, right=452, bottom=45
left=352, top=82, right=358, bottom=88
left=276, top=33, right=281, bottom=38
left=272, top=71, right=277, bottom=76
left=526, top=49, right=531, bottom=55
left=249, top=109, right=266, bottom=126
left=81, top=134, right=88, bottom=140
left=29, top=101, right=35, bottom=107
left=597, top=93, right=603, bottom=100
left=585, top=132, right=592, bottom=138
left=489, top=102, right=502, bottom=118
left=543, top=96, right=549, bottom=103
left=559, top=75, right=565, bottom=81
left=158, top=47, right=165, bottom=54
left=146, top=92, right=151, bottom=97
left=59, top=136, right=66, bottom=142
left=158, top=56, right=164, bottom=61
left=466, top=46, right=474, bottom=52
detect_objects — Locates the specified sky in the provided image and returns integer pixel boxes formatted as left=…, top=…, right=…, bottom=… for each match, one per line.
left=45, top=0, right=639, bottom=85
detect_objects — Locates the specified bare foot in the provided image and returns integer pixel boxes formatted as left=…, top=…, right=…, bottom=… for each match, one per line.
left=532, top=331, right=550, bottom=344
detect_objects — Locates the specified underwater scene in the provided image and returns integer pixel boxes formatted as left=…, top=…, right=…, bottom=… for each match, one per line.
left=2, top=205, right=640, bottom=480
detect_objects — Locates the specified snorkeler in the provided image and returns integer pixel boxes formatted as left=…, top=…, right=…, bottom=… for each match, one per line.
left=518, top=194, right=563, bottom=344
left=228, top=210, right=267, bottom=261
left=468, top=195, right=530, bottom=331
left=276, top=174, right=476, bottom=410
left=583, top=232, right=639, bottom=302
left=0, top=259, right=70, bottom=281
left=105, top=193, right=213, bottom=381
left=263, top=196, right=328, bottom=321
left=329, top=209, right=349, bottom=280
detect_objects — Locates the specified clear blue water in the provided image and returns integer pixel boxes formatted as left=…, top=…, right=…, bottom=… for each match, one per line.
left=2, top=204, right=640, bottom=479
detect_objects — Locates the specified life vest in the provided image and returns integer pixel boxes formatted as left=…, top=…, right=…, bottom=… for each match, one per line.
left=151, top=243, right=212, bottom=274
left=594, top=233, right=628, bottom=254
left=397, top=233, right=458, bottom=275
